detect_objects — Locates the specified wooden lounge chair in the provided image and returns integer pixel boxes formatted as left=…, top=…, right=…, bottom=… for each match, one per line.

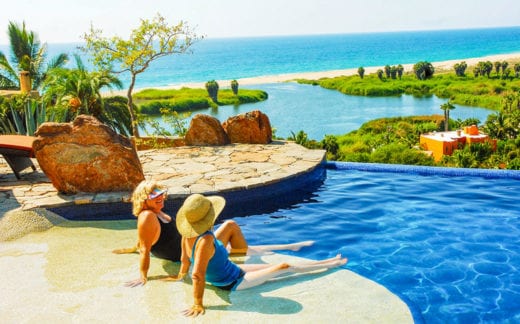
left=0, top=135, right=37, bottom=179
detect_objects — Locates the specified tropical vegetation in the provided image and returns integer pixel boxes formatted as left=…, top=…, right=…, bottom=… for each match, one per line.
left=290, top=110, right=519, bottom=169
left=81, top=13, right=201, bottom=137
left=41, top=55, right=123, bottom=121
left=0, top=21, right=68, bottom=90
left=0, top=17, right=266, bottom=138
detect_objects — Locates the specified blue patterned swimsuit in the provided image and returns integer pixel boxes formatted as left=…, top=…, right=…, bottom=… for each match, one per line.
left=191, top=231, right=245, bottom=291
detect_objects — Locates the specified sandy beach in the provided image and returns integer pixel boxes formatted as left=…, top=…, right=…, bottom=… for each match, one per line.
left=105, top=52, right=520, bottom=95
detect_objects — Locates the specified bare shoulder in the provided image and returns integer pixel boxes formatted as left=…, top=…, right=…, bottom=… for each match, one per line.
left=196, top=234, right=215, bottom=251
left=137, top=210, right=158, bottom=228
left=193, top=234, right=216, bottom=260
left=137, top=210, right=160, bottom=246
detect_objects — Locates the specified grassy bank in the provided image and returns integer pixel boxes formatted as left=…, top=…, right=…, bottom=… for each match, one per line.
left=297, top=66, right=520, bottom=111
left=133, top=87, right=268, bottom=114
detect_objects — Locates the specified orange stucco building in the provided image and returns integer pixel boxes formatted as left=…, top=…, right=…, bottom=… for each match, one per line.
left=420, top=125, right=496, bottom=162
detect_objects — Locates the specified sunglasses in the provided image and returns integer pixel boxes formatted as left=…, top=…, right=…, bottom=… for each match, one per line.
left=147, top=188, right=167, bottom=200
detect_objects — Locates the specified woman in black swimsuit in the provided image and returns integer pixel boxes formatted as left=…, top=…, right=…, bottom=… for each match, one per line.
left=119, top=180, right=314, bottom=287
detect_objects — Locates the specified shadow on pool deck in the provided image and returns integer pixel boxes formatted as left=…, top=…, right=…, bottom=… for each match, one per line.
left=0, top=142, right=413, bottom=323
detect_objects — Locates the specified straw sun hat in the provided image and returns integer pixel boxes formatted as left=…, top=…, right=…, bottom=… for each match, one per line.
left=176, top=194, right=226, bottom=238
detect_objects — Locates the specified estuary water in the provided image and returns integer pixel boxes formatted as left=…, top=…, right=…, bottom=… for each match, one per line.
left=142, top=83, right=493, bottom=140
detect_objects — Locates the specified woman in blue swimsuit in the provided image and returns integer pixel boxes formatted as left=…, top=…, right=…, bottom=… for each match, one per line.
left=120, top=180, right=315, bottom=287
left=170, top=193, right=347, bottom=317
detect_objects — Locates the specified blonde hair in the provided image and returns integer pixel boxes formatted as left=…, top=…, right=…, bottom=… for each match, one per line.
left=131, top=180, right=167, bottom=217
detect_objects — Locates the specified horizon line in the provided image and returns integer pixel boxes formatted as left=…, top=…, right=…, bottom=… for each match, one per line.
left=1, top=24, right=519, bottom=46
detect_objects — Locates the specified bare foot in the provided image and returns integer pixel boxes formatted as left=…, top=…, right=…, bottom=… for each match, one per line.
left=305, top=254, right=343, bottom=265
left=286, top=240, right=315, bottom=251
left=289, top=255, right=347, bottom=273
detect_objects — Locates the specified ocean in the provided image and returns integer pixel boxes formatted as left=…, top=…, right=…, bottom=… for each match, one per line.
left=2, top=26, right=520, bottom=138
left=35, top=26, right=520, bottom=89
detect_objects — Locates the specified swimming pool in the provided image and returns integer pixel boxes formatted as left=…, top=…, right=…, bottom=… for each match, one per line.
left=46, top=162, right=519, bottom=323
left=227, top=163, right=520, bottom=323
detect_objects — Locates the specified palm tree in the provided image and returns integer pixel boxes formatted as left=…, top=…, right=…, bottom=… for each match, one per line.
left=440, top=101, right=455, bottom=131
left=205, top=80, right=219, bottom=103
left=501, top=61, right=509, bottom=77
left=390, top=66, right=397, bottom=79
left=42, top=54, right=123, bottom=121
left=384, top=65, right=391, bottom=78
left=514, top=63, right=520, bottom=78
left=376, top=69, right=384, bottom=80
left=454, top=61, right=467, bottom=77
left=230, top=79, right=239, bottom=95
left=357, top=67, right=365, bottom=79
left=484, top=112, right=508, bottom=139
left=396, top=64, right=404, bottom=79
left=413, top=61, right=434, bottom=80
left=494, top=61, right=501, bottom=76
left=0, top=21, right=68, bottom=90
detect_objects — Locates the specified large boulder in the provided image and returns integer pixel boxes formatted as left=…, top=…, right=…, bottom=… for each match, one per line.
left=184, top=114, right=230, bottom=146
left=33, top=115, right=144, bottom=194
left=222, top=110, right=272, bottom=144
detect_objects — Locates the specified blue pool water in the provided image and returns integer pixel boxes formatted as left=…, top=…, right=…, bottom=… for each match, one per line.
left=228, top=163, right=520, bottom=323
left=50, top=163, right=520, bottom=323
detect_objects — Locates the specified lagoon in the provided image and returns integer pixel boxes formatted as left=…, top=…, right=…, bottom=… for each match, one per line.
left=141, top=83, right=494, bottom=140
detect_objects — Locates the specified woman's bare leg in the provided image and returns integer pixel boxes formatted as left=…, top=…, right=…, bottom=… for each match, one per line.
left=238, top=263, right=275, bottom=272
left=214, top=220, right=314, bottom=255
left=246, top=241, right=315, bottom=255
left=237, top=254, right=342, bottom=272
left=214, top=220, right=248, bottom=253
left=236, top=255, right=347, bottom=290
left=289, top=254, right=347, bottom=273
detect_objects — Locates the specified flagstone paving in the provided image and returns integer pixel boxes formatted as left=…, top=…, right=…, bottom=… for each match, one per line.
left=0, top=141, right=326, bottom=212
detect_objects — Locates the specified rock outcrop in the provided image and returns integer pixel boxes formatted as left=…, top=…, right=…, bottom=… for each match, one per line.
left=32, top=115, right=144, bottom=194
left=184, top=114, right=230, bottom=146
left=223, top=110, right=272, bottom=144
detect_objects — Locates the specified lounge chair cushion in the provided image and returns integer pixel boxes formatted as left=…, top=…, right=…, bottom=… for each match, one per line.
left=0, top=135, right=37, bottom=179
left=0, top=135, right=36, bottom=157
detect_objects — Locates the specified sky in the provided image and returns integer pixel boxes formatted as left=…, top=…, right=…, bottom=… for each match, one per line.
left=1, top=0, right=519, bottom=45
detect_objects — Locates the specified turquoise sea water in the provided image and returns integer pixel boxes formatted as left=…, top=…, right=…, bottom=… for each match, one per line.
left=7, top=26, right=520, bottom=89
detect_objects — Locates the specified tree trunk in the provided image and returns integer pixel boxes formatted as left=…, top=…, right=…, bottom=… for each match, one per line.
left=19, top=71, right=32, bottom=93
left=127, top=74, right=140, bottom=138
left=445, top=110, right=450, bottom=132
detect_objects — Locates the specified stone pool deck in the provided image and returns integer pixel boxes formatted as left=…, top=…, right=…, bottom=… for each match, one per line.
left=0, top=141, right=326, bottom=211
left=0, top=141, right=413, bottom=323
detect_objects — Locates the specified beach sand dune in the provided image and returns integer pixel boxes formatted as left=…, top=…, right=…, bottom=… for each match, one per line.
left=105, top=52, right=520, bottom=96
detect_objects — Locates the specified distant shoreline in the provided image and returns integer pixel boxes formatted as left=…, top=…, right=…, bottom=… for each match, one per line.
left=104, top=52, right=520, bottom=96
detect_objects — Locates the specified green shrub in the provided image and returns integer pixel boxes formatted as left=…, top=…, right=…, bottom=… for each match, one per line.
left=507, top=158, right=520, bottom=170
